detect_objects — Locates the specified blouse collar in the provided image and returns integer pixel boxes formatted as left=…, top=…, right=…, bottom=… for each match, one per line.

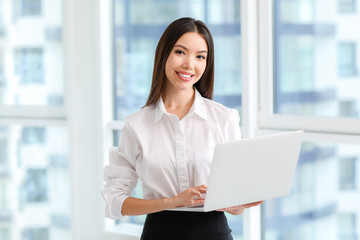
left=154, top=88, right=208, bottom=123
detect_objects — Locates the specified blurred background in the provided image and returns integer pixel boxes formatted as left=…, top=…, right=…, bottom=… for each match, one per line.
left=0, top=0, right=359, bottom=240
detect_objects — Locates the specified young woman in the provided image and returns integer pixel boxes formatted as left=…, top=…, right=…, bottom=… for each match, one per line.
left=102, top=17, right=263, bottom=240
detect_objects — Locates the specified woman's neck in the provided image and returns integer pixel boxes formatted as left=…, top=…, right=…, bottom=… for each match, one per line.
left=162, top=88, right=195, bottom=120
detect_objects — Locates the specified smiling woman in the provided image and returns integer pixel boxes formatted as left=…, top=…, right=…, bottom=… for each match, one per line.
left=102, top=17, right=260, bottom=240
left=110, top=1, right=243, bottom=239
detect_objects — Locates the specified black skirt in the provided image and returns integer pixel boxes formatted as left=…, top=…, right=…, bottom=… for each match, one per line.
left=140, top=210, right=233, bottom=240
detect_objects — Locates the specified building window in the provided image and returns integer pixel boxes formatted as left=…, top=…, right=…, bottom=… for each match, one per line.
left=339, top=100, right=358, bottom=117
left=338, top=42, right=357, bottom=77
left=23, top=169, right=48, bottom=203
left=273, top=0, right=360, bottom=119
left=338, top=213, right=357, bottom=240
left=0, top=228, right=11, bottom=240
left=339, top=157, right=357, bottom=190
left=20, top=0, right=42, bottom=16
left=0, top=139, right=7, bottom=165
left=1, top=125, right=71, bottom=238
left=22, top=228, right=48, bottom=240
left=21, top=126, right=46, bottom=145
left=14, top=48, right=44, bottom=85
left=338, top=0, right=357, bottom=13
left=0, top=49, right=4, bottom=87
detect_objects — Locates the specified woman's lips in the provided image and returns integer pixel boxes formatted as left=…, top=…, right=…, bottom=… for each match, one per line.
left=176, top=71, right=194, bottom=81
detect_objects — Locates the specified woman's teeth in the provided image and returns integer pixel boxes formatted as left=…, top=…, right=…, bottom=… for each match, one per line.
left=178, top=73, right=192, bottom=78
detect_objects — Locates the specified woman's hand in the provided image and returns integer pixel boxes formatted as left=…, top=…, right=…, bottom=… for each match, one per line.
left=170, top=185, right=207, bottom=208
left=217, top=200, right=264, bottom=215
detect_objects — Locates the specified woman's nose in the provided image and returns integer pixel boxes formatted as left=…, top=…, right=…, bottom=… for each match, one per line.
left=182, top=56, right=194, bottom=70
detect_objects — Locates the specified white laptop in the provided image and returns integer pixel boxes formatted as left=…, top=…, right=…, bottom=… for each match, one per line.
left=168, top=130, right=304, bottom=212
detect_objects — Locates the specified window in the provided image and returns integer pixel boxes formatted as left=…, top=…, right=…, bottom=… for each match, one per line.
left=338, top=0, right=357, bottom=13
left=23, top=169, right=48, bottom=203
left=339, top=157, right=357, bottom=190
left=0, top=139, right=7, bottom=165
left=0, top=0, right=70, bottom=239
left=109, top=0, right=243, bottom=238
left=20, top=0, right=42, bottom=16
left=259, top=1, right=360, bottom=239
left=0, top=229, right=11, bottom=240
left=0, top=125, right=71, bottom=239
left=0, top=49, right=4, bottom=87
left=259, top=0, right=360, bottom=133
left=1, top=2, right=64, bottom=107
left=272, top=0, right=360, bottom=117
left=14, top=48, right=44, bottom=85
left=262, top=140, right=360, bottom=240
left=339, top=100, right=358, bottom=117
left=22, top=228, right=48, bottom=240
left=273, top=1, right=360, bottom=118
left=21, top=127, right=46, bottom=145
left=338, top=213, right=357, bottom=240
left=338, top=42, right=357, bottom=77
left=0, top=3, right=4, bottom=37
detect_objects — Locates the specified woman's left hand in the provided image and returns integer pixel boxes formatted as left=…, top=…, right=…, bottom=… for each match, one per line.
left=217, top=200, right=264, bottom=215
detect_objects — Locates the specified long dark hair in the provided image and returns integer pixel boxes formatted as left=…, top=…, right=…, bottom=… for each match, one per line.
left=144, top=17, right=215, bottom=107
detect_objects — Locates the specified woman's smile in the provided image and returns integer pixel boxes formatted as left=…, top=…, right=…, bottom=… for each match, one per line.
left=176, top=71, right=195, bottom=81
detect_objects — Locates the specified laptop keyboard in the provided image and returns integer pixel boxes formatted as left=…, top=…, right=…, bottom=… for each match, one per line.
left=188, top=204, right=204, bottom=208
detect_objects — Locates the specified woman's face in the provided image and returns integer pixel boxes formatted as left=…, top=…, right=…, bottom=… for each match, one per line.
left=165, top=32, right=208, bottom=94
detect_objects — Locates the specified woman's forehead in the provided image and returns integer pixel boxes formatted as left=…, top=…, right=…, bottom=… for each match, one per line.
left=174, top=32, right=208, bottom=52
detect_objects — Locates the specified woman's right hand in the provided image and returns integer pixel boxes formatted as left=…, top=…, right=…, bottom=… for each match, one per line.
left=170, top=185, right=207, bottom=208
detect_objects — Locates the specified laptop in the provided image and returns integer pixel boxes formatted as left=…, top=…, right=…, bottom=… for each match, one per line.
left=168, top=130, right=304, bottom=212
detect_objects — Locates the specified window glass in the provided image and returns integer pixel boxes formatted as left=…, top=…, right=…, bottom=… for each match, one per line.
left=129, top=0, right=205, bottom=25
left=274, top=0, right=360, bottom=118
left=0, top=49, right=4, bottom=87
left=14, top=48, right=44, bottom=84
left=0, top=125, right=71, bottom=240
left=0, top=228, right=11, bottom=240
left=338, top=213, right=357, bottom=240
left=338, top=42, right=357, bottom=77
left=0, top=0, right=63, bottom=106
left=339, top=157, right=356, bottom=190
left=262, top=140, right=360, bottom=240
left=21, top=0, right=42, bottom=16
left=338, top=0, right=357, bottom=13
left=22, top=228, right=48, bottom=240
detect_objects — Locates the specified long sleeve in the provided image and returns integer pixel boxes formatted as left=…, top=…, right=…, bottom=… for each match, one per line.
left=102, top=121, right=140, bottom=219
left=224, top=109, right=242, bottom=141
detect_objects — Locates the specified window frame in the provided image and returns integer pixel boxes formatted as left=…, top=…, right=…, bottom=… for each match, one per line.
left=258, top=0, right=360, bottom=135
left=257, top=1, right=360, bottom=239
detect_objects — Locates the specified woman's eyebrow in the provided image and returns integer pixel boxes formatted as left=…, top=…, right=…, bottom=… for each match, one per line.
left=174, top=44, right=208, bottom=54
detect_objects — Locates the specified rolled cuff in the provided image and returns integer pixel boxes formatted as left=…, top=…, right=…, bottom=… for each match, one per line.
left=104, top=194, right=129, bottom=219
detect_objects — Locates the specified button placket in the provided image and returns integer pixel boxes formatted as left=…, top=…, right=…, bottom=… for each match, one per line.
left=173, top=118, right=189, bottom=193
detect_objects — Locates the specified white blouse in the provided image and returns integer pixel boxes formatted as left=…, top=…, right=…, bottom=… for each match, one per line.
left=102, top=89, right=241, bottom=219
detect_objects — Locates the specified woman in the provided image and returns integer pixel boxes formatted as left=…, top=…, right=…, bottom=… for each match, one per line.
left=102, top=17, right=263, bottom=240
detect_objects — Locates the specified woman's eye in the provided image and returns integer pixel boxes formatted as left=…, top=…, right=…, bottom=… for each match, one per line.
left=197, top=55, right=206, bottom=60
left=175, top=50, right=185, bottom=55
